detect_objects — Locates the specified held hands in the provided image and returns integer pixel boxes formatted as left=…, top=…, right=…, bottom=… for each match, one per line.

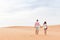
left=40, top=26, right=42, bottom=28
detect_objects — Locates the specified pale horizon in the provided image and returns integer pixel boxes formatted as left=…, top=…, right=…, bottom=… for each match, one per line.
left=0, top=0, right=60, bottom=27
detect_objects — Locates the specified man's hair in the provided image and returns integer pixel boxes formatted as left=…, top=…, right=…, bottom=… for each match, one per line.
left=36, top=19, right=38, bottom=21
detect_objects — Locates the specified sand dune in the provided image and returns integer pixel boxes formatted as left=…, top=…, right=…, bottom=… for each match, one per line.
left=0, top=25, right=60, bottom=40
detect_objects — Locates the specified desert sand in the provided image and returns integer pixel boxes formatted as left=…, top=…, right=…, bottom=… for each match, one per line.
left=0, top=25, right=60, bottom=40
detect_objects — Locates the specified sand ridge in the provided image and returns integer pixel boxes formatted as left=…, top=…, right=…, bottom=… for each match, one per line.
left=0, top=25, right=60, bottom=40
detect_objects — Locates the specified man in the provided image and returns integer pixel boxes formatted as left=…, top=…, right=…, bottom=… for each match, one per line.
left=34, top=19, right=40, bottom=35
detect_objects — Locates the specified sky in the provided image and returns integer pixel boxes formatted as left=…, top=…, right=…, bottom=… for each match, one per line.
left=0, top=0, right=60, bottom=27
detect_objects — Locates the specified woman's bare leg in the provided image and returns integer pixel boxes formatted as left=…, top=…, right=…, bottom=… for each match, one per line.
left=44, top=29, right=47, bottom=35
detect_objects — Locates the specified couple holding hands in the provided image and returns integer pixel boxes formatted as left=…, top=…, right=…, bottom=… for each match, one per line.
left=34, top=19, right=48, bottom=35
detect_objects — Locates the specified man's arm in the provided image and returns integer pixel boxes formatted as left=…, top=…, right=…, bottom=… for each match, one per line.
left=34, top=22, right=36, bottom=28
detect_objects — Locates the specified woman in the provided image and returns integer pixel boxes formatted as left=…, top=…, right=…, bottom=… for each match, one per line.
left=43, top=21, right=48, bottom=35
